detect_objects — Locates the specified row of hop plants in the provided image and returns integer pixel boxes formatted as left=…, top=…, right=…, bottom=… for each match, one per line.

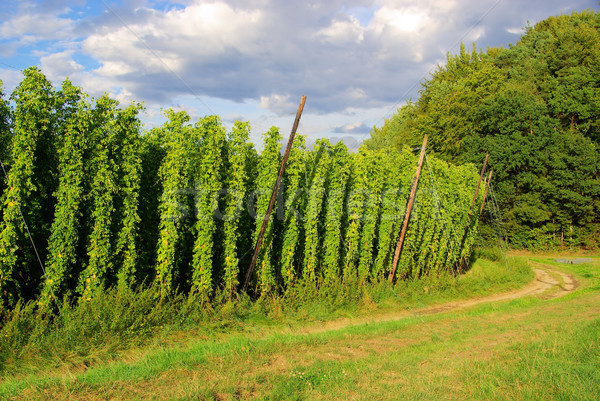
left=0, top=68, right=483, bottom=313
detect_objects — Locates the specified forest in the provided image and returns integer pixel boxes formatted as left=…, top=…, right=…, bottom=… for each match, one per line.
left=365, top=10, right=600, bottom=249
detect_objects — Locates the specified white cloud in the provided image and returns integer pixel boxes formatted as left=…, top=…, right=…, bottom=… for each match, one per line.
left=82, top=1, right=263, bottom=78
left=466, top=26, right=486, bottom=42
left=0, top=68, right=24, bottom=95
left=259, top=94, right=295, bottom=115
left=2, top=0, right=596, bottom=139
left=0, top=13, right=73, bottom=41
left=344, top=87, right=368, bottom=101
left=507, top=27, right=524, bottom=34
left=370, top=6, right=431, bottom=34
left=334, top=121, right=369, bottom=133
left=318, top=15, right=365, bottom=44
left=56, top=0, right=595, bottom=117
left=112, top=87, right=138, bottom=105
left=40, top=50, right=84, bottom=80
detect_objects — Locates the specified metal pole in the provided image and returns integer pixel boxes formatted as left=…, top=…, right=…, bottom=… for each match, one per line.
left=388, top=135, right=428, bottom=283
left=243, top=95, right=307, bottom=292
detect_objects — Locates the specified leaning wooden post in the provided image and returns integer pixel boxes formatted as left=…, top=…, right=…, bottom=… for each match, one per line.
left=469, top=154, right=489, bottom=215
left=479, top=169, right=493, bottom=216
left=388, top=134, right=428, bottom=283
left=243, top=95, right=307, bottom=292
left=455, top=154, right=490, bottom=272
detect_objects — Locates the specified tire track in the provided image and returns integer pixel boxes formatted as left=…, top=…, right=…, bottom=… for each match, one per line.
left=301, top=264, right=578, bottom=334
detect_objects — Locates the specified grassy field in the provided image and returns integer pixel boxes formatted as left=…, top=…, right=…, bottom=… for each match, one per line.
left=1, top=253, right=599, bottom=400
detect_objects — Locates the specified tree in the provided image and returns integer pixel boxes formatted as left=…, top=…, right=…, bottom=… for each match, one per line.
left=365, top=11, right=600, bottom=248
left=364, top=102, right=421, bottom=151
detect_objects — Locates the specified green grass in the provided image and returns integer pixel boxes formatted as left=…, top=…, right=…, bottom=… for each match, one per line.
left=2, top=252, right=594, bottom=400
left=0, top=253, right=531, bottom=377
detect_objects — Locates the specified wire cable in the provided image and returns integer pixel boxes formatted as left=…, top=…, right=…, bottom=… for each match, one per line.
left=0, top=158, right=61, bottom=312
left=423, top=153, right=473, bottom=275
left=487, top=184, right=511, bottom=271
left=0, top=62, right=23, bottom=72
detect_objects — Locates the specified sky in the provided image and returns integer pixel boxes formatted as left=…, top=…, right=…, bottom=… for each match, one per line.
left=0, top=0, right=598, bottom=149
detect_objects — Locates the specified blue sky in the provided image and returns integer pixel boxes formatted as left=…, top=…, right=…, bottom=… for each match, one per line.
left=1, top=0, right=598, bottom=149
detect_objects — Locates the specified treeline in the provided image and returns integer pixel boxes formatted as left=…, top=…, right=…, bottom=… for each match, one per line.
left=365, top=10, right=600, bottom=249
left=0, top=68, right=482, bottom=311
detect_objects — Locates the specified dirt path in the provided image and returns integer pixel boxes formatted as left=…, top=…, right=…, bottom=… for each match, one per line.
left=419, top=265, right=578, bottom=314
left=300, top=263, right=578, bottom=335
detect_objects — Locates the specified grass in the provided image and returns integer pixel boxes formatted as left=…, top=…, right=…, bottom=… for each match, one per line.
left=0, top=253, right=531, bottom=376
left=2, top=252, right=597, bottom=400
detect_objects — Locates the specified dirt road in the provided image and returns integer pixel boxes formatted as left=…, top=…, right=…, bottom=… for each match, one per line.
left=301, top=263, right=578, bottom=334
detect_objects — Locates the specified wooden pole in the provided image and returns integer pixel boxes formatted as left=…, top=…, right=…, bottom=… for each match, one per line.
left=468, top=154, right=489, bottom=215
left=479, top=170, right=493, bottom=216
left=456, top=154, right=490, bottom=272
left=388, top=135, right=428, bottom=283
left=243, top=95, right=307, bottom=292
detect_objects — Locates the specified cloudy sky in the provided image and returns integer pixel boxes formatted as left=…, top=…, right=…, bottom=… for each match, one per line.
left=0, top=0, right=597, bottom=148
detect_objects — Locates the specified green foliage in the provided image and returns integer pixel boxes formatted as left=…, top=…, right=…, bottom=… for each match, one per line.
left=343, top=150, right=368, bottom=282
left=44, top=92, right=90, bottom=306
left=0, top=80, right=11, bottom=171
left=366, top=102, right=421, bottom=154
left=113, top=103, right=143, bottom=291
left=356, top=150, right=387, bottom=282
left=191, top=116, right=226, bottom=300
left=221, top=122, right=254, bottom=296
left=0, top=67, right=59, bottom=308
left=137, top=129, right=167, bottom=281
left=417, top=43, right=506, bottom=160
left=0, top=68, right=481, bottom=323
left=365, top=10, right=600, bottom=249
left=321, top=141, right=350, bottom=283
left=372, top=148, right=414, bottom=278
left=154, top=110, right=195, bottom=296
left=77, top=98, right=143, bottom=300
left=0, top=82, right=11, bottom=260
left=280, top=135, right=307, bottom=288
left=303, top=139, right=330, bottom=284
left=251, top=127, right=282, bottom=296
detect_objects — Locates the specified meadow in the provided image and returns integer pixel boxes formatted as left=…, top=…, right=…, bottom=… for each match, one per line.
left=1, top=252, right=598, bottom=400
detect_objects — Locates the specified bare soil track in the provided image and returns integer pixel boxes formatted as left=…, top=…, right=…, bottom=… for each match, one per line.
left=301, top=263, right=578, bottom=335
